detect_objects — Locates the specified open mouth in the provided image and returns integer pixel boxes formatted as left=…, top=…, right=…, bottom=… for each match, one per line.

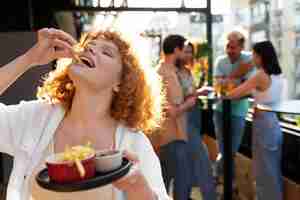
left=79, top=56, right=95, bottom=68
left=73, top=54, right=95, bottom=68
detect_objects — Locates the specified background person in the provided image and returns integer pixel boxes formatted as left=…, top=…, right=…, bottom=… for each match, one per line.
left=227, top=41, right=285, bottom=200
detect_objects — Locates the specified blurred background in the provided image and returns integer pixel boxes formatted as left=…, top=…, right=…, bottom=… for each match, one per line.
left=0, top=1, right=300, bottom=200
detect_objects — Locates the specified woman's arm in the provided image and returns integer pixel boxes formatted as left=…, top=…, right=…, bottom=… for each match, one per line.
left=0, top=53, right=33, bottom=95
left=0, top=28, right=75, bottom=95
left=125, top=167, right=158, bottom=200
left=0, top=28, right=76, bottom=155
left=228, top=61, right=253, bottom=79
left=227, top=71, right=260, bottom=99
left=114, top=151, right=158, bottom=200
left=114, top=134, right=170, bottom=200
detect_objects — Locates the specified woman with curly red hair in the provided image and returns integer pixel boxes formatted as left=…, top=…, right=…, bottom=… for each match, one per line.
left=0, top=28, right=168, bottom=200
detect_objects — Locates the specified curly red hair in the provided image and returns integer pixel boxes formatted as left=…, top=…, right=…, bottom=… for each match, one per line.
left=37, top=30, right=166, bottom=133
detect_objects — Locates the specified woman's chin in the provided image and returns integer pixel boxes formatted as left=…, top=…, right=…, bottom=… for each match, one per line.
left=67, top=68, right=88, bottom=83
left=68, top=64, right=86, bottom=75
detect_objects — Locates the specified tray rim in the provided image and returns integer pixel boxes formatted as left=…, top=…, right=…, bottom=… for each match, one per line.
left=36, top=158, right=132, bottom=192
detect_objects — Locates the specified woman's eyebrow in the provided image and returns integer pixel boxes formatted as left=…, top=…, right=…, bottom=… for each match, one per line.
left=101, top=44, right=118, bottom=54
left=88, top=40, right=119, bottom=55
left=88, top=40, right=97, bottom=46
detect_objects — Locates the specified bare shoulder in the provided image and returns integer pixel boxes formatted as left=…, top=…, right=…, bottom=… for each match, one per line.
left=254, top=70, right=270, bottom=89
left=255, top=70, right=269, bottom=81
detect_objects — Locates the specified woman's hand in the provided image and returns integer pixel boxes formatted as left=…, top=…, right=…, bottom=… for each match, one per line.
left=167, top=95, right=197, bottom=117
left=113, top=151, right=157, bottom=200
left=167, top=104, right=180, bottom=118
left=183, top=95, right=197, bottom=108
left=195, top=86, right=213, bottom=96
left=25, top=28, right=77, bottom=67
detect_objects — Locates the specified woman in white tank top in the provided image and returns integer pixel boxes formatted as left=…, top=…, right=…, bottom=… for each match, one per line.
left=227, top=41, right=284, bottom=200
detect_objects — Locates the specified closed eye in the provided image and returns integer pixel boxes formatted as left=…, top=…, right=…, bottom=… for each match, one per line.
left=103, top=50, right=113, bottom=57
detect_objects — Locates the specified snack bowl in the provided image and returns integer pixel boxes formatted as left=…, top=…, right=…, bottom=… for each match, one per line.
left=95, top=150, right=123, bottom=172
left=46, top=153, right=96, bottom=183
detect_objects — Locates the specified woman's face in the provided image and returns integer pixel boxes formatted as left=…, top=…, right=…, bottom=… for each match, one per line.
left=252, top=51, right=262, bottom=68
left=183, top=45, right=193, bottom=65
left=68, top=38, right=122, bottom=93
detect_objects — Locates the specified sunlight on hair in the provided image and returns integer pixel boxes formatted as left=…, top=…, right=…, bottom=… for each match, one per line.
left=221, top=26, right=248, bottom=45
left=143, top=64, right=167, bottom=131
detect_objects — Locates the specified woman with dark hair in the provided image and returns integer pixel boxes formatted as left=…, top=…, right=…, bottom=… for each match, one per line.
left=227, top=40, right=285, bottom=200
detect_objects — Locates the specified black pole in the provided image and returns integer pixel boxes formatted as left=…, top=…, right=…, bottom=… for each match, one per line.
left=206, top=0, right=214, bottom=135
left=206, top=0, right=213, bottom=86
left=223, top=99, right=233, bottom=200
left=28, top=0, right=34, bottom=30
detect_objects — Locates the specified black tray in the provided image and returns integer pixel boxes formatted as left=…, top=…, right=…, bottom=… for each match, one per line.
left=36, top=158, right=132, bottom=192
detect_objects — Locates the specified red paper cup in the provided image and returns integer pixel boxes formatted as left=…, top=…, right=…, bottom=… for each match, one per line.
left=46, top=153, right=96, bottom=183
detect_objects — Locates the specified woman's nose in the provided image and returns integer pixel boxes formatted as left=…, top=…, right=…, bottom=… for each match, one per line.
left=85, top=44, right=96, bottom=56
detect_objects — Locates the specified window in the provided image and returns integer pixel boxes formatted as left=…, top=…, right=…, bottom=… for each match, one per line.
left=251, top=30, right=267, bottom=43
left=252, top=2, right=267, bottom=24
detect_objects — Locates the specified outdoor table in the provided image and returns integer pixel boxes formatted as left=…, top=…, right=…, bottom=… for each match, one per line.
left=256, top=100, right=300, bottom=115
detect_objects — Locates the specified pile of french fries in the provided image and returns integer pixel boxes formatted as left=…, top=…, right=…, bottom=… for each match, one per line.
left=59, top=142, right=95, bottom=178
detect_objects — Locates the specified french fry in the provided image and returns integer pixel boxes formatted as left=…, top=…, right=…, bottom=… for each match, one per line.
left=75, top=158, right=85, bottom=178
left=59, top=143, right=95, bottom=177
left=73, top=53, right=84, bottom=65
left=72, top=45, right=84, bottom=65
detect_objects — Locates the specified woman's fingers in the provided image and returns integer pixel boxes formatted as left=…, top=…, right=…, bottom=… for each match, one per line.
left=51, top=39, right=74, bottom=59
left=49, top=28, right=77, bottom=46
left=113, top=163, right=141, bottom=191
left=35, top=28, right=79, bottom=60
left=114, top=150, right=139, bottom=187
left=37, top=28, right=51, bottom=39
left=37, top=28, right=77, bottom=46
left=123, top=150, right=139, bottom=164
left=54, top=49, right=73, bottom=59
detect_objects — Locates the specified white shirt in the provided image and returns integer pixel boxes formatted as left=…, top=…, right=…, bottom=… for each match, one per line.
left=0, top=100, right=169, bottom=200
left=253, top=74, right=286, bottom=105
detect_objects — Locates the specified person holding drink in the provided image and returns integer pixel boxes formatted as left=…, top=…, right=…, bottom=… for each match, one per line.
left=213, top=31, right=254, bottom=192
left=226, top=41, right=285, bottom=200
left=214, top=78, right=238, bottom=97
left=176, top=42, right=217, bottom=200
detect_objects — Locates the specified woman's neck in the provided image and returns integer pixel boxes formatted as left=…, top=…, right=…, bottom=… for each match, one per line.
left=54, top=88, right=118, bottom=152
left=66, top=88, right=115, bottom=130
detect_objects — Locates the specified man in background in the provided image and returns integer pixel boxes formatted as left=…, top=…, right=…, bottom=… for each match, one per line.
left=157, top=34, right=197, bottom=200
left=213, top=31, right=254, bottom=192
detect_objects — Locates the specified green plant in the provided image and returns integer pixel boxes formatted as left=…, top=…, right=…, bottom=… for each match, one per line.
left=195, top=42, right=211, bottom=59
left=192, top=42, right=213, bottom=87
left=296, top=116, right=300, bottom=128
